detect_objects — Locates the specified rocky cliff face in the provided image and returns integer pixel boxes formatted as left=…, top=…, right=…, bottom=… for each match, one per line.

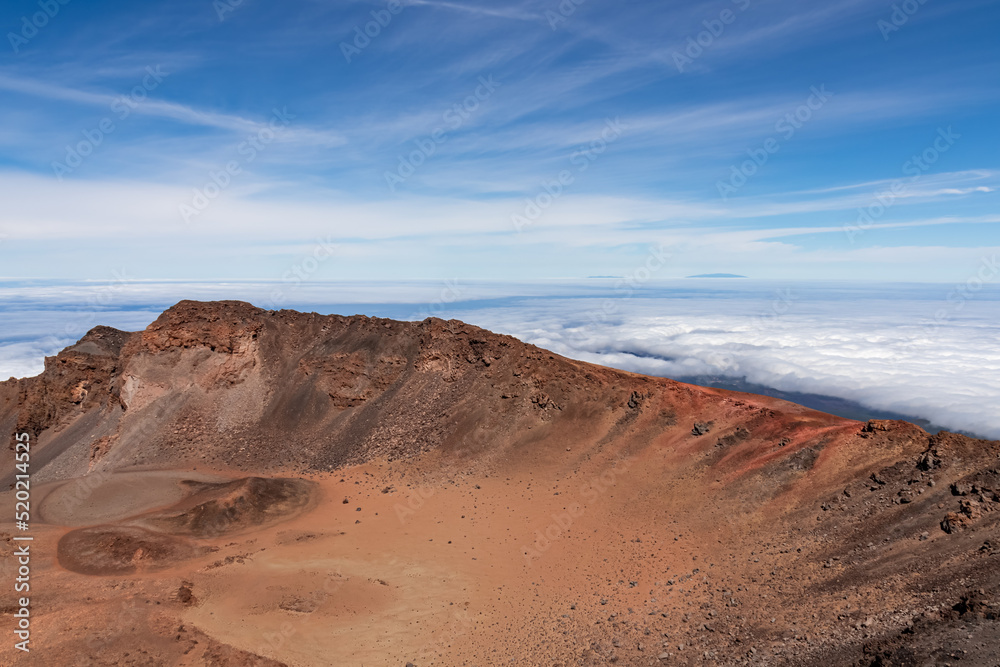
left=2, top=299, right=874, bottom=482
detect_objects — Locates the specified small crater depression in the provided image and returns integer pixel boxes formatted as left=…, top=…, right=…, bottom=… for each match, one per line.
left=56, top=477, right=315, bottom=575
left=57, top=525, right=206, bottom=575
left=143, top=477, right=316, bottom=538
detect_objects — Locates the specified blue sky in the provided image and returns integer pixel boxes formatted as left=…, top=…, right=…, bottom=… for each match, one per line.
left=0, top=0, right=998, bottom=282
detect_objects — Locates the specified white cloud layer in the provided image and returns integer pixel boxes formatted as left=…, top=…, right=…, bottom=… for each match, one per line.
left=446, top=284, right=1000, bottom=439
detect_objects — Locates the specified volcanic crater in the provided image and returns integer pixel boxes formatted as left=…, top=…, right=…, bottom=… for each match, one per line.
left=2, top=300, right=1000, bottom=666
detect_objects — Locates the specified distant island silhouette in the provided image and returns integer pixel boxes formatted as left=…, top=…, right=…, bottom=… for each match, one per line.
left=686, top=273, right=748, bottom=278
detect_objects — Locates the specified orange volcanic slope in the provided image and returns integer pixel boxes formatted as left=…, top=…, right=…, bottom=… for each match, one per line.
left=1, top=299, right=886, bottom=481
left=2, top=300, right=1000, bottom=666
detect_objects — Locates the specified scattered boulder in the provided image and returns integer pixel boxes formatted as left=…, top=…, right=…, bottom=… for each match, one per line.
left=692, top=422, right=714, bottom=437
left=627, top=391, right=644, bottom=410
left=176, top=581, right=196, bottom=606
left=716, top=426, right=750, bottom=448
left=952, top=481, right=973, bottom=496
left=941, top=501, right=982, bottom=534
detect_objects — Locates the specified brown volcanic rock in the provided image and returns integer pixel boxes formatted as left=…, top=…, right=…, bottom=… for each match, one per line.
left=12, top=299, right=860, bottom=481
left=3, top=300, right=1000, bottom=666
left=134, top=299, right=266, bottom=355
left=12, top=325, right=130, bottom=437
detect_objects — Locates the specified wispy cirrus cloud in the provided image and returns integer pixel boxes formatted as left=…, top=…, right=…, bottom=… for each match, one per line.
left=0, top=72, right=346, bottom=147
left=406, top=0, right=540, bottom=21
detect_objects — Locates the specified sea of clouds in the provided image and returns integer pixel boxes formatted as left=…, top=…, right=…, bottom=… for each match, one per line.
left=1, top=279, right=997, bottom=439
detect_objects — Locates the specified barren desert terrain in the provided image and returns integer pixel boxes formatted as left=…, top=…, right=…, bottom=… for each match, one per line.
left=3, top=300, right=1000, bottom=666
